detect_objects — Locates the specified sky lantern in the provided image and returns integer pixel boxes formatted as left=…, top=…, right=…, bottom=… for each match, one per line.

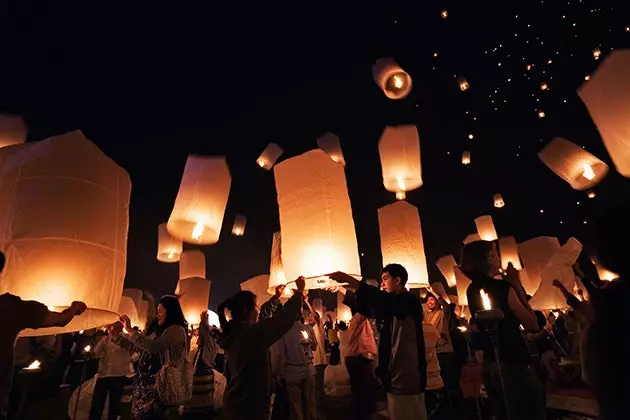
left=579, top=50, right=630, bottom=177
left=441, top=9, right=448, bottom=18
left=336, top=291, right=352, bottom=323
left=540, top=82, right=549, bottom=91
left=457, top=76, right=470, bottom=91
left=267, top=232, right=289, bottom=294
left=538, top=137, right=609, bottom=190
left=592, top=47, right=601, bottom=60
left=462, top=151, right=471, bottom=165
left=179, top=250, right=206, bottom=281
left=240, top=274, right=272, bottom=306
left=274, top=149, right=361, bottom=289
left=463, top=233, right=481, bottom=244
left=256, top=143, right=283, bottom=170
left=378, top=125, right=422, bottom=200
left=157, top=223, right=182, bottom=263
left=0, top=131, right=131, bottom=337
left=167, top=155, right=231, bottom=245
left=123, top=288, right=148, bottom=329
left=538, top=110, right=546, bottom=118
left=118, top=296, right=140, bottom=328
left=378, top=201, right=429, bottom=288
left=316, top=132, right=346, bottom=166
left=454, top=266, right=471, bottom=306
left=591, top=259, right=619, bottom=281
left=435, top=255, right=457, bottom=288
left=518, top=236, right=562, bottom=295
left=232, top=215, right=246, bottom=236
left=372, top=57, right=413, bottom=100
left=474, top=215, right=498, bottom=241
left=587, top=190, right=596, bottom=199
left=493, top=193, right=505, bottom=208
left=498, top=236, right=522, bottom=270
left=0, top=114, right=27, bottom=149
left=177, top=277, right=211, bottom=327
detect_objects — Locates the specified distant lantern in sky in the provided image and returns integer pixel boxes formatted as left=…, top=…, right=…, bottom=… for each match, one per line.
left=457, top=77, right=470, bottom=91
left=378, top=125, right=422, bottom=200
left=538, top=110, right=546, bottom=118
left=518, top=236, right=562, bottom=295
left=274, top=150, right=361, bottom=289
left=593, top=47, right=602, bottom=60
left=538, top=137, right=609, bottom=190
left=587, top=190, right=596, bottom=199
left=256, top=143, right=283, bottom=170
left=475, top=215, right=498, bottom=241
left=436, top=255, right=458, bottom=288
left=157, top=223, right=182, bottom=263
left=498, top=236, right=522, bottom=270
left=267, top=232, right=288, bottom=294
left=179, top=250, right=206, bottom=281
left=468, top=133, right=474, bottom=140
left=372, top=57, right=413, bottom=100
left=454, top=266, right=471, bottom=306
left=232, top=215, right=246, bottom=236
left=167, top=155, right=231, bottom=245
left=441, top=9, right=448, bottom=18
left=0, top=114, right=27, bottom=149
left=493, top=193, right=505, bottom=208
left=316, top=132, right=346, bottom=166
left=462, top=151, right=471, bottom=165
left=579, top=50, right=630, bottom=177
left=378, top=201, right=429, bottom=288
left=240, top=274, right=272, bottom=307
left=0, top=131, right=131, bottom=337
left=540, top=82, right=549, bottom=91
left=463, top=233, right=481, bottom=244
left=178, top=277, right=211, bottom=327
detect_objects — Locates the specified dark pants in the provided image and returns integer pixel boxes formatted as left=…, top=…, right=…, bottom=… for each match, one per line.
left=271, top=383, right=290, bottom=420
left=437, top=353, right=462, bottom=408
left=482, top=362, right=545, bottom=420
left=89, top=376, right=127, bottom=420
left=314, top=365, right=326, bottom=420
left=345, top=357, right=375, bottom=420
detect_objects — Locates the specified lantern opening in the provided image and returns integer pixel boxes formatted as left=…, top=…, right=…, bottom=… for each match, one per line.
left=386, top=72, right=410, bottom=95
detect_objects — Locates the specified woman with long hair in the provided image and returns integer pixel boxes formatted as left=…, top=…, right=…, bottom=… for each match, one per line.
left=218, top=276, right=305, bottom=420
left=119, top=295, right=188, bottom=419
left=461, top=240, right=542, bottom=420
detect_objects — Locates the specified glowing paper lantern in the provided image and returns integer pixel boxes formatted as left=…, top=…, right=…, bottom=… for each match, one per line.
left=0, top=114, right=27, bottom=149
left=118, top=296, right=140, bottom=328
left=436, top=255, right=457, bottom=288
left=493, top=194, right=505, bottom=208
left=178, top=277, right=211, bottom=327
left=179, top=250, right=206, bottom=282
left=372, top=58, right=413, bottom=100
left=136, top=300, right=149, bottom=330
left=167, top=155, right=231, bottom=245
left=316, top=132, right=346, bottom=166
left=240, top=274, right=272, bottom=306
left=457, top=77, right=470, bottom=91
left=232, top=215, right=246, bottom=236
left=267, top=231, right=289, bottom=294
left=256, top=143, right=283, bottom=170
left=337, top=292, right=352, bottom=323
left=518, top=237, right=562, bottom=295
left=378, top=125, right=422, bottom=200
left=538, top=137, right=608, bottom=190
left=123, top=288, right=143, bottom=305
left=441, top=9, right=448, bottom=18
left=498, top=236, right=522, bottom=270
left=592, top=47, right=601, bottom=60
left=474, top=215, right=498, bottom=241
left=538, top=110, right=546, bottom=118
left=0, top=131, right=131, bottom=337
left=378, top=201, right=429, bottom=288
left=274, top=150, right=361, bottom=289
left=578, top=50, right=630, bottom=177
left=462, top=151, right=471, bottom=165
left=454, top=267, right=471, bottom=306
left=463, top=234, right=481, bottom=244
left=157, top=223, right=182, bottom=263
left=540, top=82, right=549, bottom=91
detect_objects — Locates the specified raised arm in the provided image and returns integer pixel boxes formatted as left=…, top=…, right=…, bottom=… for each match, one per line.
left=255, top=291, right=304, bottom=347
left=123, top=324, right=187, bottom=355
left=35, top=301, right=87, bottom=329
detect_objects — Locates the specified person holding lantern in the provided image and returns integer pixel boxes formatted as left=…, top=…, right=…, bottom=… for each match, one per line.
left=0, top=251, right=88, bottom=420
left=461, top=241, right=543, bottom=420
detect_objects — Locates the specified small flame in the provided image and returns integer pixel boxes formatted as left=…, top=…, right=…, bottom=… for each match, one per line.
left=167, top=250, right=175, bottom=260
left=79, top=330, right=84, bottom=335
left=392, top=74, right=404, bottom=89
left=582, top=164, right=595, bottom=180
left=25, top=360, right=41, bottom=370
left=457, top=326, right=467, bottom=332
left=480, top=289, right=492, bottom=310
left=301, top=330, right=309, bottom=340
left=192, top=223, right=204, bottom=241
left=47, top=305, right=56, bottom=311
left=396, top=176, right=406, bottom=192
left=257, top=159, right=266, bottom=168
left=123, top=328, right=129, bottom=334
left=83, top=345, right=91, bottom=352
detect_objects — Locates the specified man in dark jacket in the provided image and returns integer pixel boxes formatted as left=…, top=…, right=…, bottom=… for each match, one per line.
left=330, top=264, right=428, bottom=420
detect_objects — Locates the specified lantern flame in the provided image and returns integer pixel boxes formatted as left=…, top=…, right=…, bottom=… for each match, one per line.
left=396, top=176, right=407, bottom=192
left=47, top=305, right=56, bottom=311
left=582, top=164, right=595, bottom=180
left=587, top=190, right=596, bottom=199
left=391, top=74, right=404, bottom=89
left=257, top=159, right=266, bottom=168
left=25, top=360, right=41, bottom=370
left=301, top=330, right=309, bottom=340
left=83, top=345, right=91, bottom=352
left=395, top=191, right=406, bottom=200
left=192, top=223, right=204, bottom=241
left=457, top=326, right=467, bottom=332
left=480, top=289, right=492, bottom=310
left=167, top=250, right=175, bottom=260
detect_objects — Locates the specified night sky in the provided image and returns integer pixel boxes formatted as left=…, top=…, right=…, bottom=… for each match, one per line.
left=2, top=1, right=630, bottom=309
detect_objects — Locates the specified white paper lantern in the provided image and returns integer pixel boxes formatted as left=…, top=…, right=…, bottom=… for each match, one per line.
left=123, top=288, right=143, bottom=305
left=498, top=236, right=522, bottom=270
left=457, top=77, right=470, bottom=91
left=267, top=232, right=289, bottom=294
left=0, top=114, right=27, bottom=149
left=518, top=237, right=562, bottom=295
left=123, top=288, right=149, bottom=330
left=378, top=201, right=429, bottom=288
left=372, top=58, right=413, bottom=100
left=578, top=50, right=630, bottom=177
left=462, top=151, right=471, bottom=165
left=178, top=277, right=211, bottom=327
left=378, top=125, right=422, bottom=200
left=454, top=266, right=471, bottom=306
left=157, top=223, right=183, bottom=263
left=232, top=215, right=246, bottom=236
left=538, top=137, right=608, bottom=190
left=474, top=215, right=498, bottom=241
left=463, top=233, right=481, bottom=244
left=274, top=150, right=361, bottom=289
left=118, top=296, right=140, bottom=328
left=240, top=274, right=272, bottom=306
left=316, top=132, right=346, bottom=166
left=0, top=131, right=131, bottom=337
left=436, top=255, right=458, bottom=288
left=256, top=143, right=283, bottom=170
left=180, top=250, right=206, bottom=281
left=592, top=260, right=619, bottom=281
left=336, top=291, right=352, bottom=323
left=493, top=194, right=505, bottom=208
left=167, top=155, right=231, bottom=245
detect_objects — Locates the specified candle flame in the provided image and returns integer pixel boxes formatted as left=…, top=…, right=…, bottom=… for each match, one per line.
left=25, top=360, right=41, bottom=370
left=392, top=74, right=404, bottom=89
left=83, top=345, right=91, bottom=352
left=480, top=289, right=492, bottom=310
left=301, top=330, right=309, bottom=340
left=582, top=164, right=595, bottom=180
left=257, top=159, right=266, bottom=168
left=192, top=223, right=204, bottom=241
left=457, top=326, right=467, bottom=332
left=47, top=305, right=56, bottom=311
left=167, top=250, right=175, bottom=260
left=395, top=191, right=406, bottom=200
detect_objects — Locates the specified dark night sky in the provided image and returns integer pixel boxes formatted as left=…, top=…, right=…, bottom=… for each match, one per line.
left=2, top=1, right=629, bottom=309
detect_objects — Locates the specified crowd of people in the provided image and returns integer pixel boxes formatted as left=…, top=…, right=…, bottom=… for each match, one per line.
left=2, top=202, right=630, bottom=420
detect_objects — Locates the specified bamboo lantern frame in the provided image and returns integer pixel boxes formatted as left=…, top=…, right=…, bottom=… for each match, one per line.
left=256, top=143, right=283, bottom=170
left=372, top=58, right=413, bottom=100
left=157, top=223, right=183, bottom=263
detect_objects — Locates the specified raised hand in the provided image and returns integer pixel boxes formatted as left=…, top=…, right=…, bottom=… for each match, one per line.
left=119, top=315, right=132, bottom=331
left=275, top=284, right=286, bottom=298
left=70, top=301, right=87, bottom=315
left=295, top=276, right=306, bottom=293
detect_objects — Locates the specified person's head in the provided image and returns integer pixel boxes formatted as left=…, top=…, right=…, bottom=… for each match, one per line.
left=381, top=263, right=408, bottom=293
left=460, top=240, right=501, bottom=280
left=217, top=291, right=258, bottom=335
left=156, top=295, right=188, bottom=328
left=426, top=293, right=438, bottom=311
left=0, top=251, right=5, bottom=273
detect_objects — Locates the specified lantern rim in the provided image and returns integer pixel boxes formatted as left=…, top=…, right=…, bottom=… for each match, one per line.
left=19, top=307, right=118, bottom=337
left=167, top=220, right=220, bottom=245
left=157, top=250, right=181, bottom=263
